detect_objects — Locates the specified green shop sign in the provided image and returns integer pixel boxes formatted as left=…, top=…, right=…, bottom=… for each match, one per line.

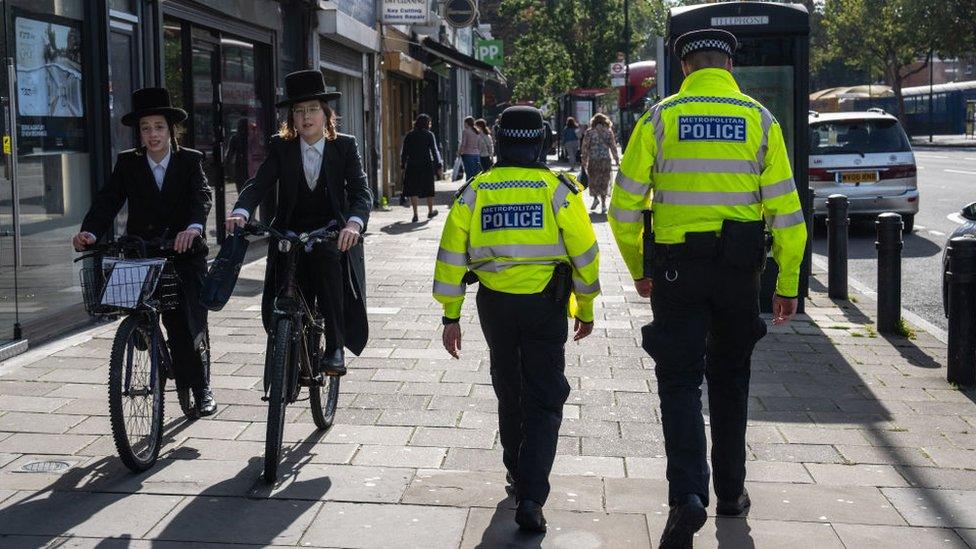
left=475, top=39, right=503, bottom=68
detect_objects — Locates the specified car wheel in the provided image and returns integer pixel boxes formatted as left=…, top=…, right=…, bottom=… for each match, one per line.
left=902, top=214, right=914, bottom=234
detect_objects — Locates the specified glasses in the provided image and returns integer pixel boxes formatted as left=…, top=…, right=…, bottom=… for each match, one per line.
left=293, top=106, right=323, bottom=118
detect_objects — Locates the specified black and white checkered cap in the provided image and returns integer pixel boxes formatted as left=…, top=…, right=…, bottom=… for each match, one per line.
left=673, top=29, right=738, bottom=60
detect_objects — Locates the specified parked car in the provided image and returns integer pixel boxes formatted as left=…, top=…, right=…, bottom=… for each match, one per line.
left=809, top=109, right=919, bottom=233
left=942, top=201, right=976, bottom=317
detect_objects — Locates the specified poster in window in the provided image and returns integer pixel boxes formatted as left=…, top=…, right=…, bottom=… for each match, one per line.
left=14, top=11, right=87, bottom=152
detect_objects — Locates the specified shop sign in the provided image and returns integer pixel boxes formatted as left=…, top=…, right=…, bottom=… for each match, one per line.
left=445, top=0, right=477, bottom=28
left=382, top=0, right=428, bottom=24
left=475, top=39, right=503, bottom=68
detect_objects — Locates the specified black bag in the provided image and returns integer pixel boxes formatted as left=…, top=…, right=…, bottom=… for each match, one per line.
left=200, top=230, right=249, bottom=311
left=718, top=219, right=766, bottom=271
left=578, top=166, right=589, bottom=188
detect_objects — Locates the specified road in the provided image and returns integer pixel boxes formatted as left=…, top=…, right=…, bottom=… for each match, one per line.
left=811, top=147, right=976, bottom=333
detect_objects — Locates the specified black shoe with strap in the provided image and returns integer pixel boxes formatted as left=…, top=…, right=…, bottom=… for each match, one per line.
left=193, top=386, right=217, bottom=417
left=659, top=494, right=707, bottom=549
left=716, top=488, right=751, bottom=517
left=515, top=499, right=546, bottom=533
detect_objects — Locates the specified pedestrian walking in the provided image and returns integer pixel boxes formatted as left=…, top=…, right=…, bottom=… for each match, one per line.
left=458, top=116, right=482, bottom=181
left=400, top=113, right=443, bottom=223
left=581, top=113, right=619, bottom=214
left=562, top=117, right=580, bottom=170
left=433, top=106, right=601, bottom=533
left=609, top=29, right=807, bottom=549
left=475, top=118, right=495, bottom=171
left=72, top=87, right=217, bottom=416
left=225, top=69, right=371, bottom=376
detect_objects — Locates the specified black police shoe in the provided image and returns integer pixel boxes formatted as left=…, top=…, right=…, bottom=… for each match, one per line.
left=716, top=488, right=751, bottom=517
left=505, top=472, right=517, bottom=496
left=193, top=386, right=217, bottom=417
left=659, top=494, right=707, bottom=549
left=515, top=499, right=547, bottom=533
left=320, top=348, right=346, bottom=377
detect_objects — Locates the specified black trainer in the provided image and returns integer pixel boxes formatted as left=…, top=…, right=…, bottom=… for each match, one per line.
left=716, top=488, right=751, bottom=517
left=659, top=494, right=707, bottom=549
left=515, top=499, right=546, bottom=533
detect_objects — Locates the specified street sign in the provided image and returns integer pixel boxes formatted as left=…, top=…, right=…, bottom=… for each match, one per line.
left=610, top=62, right=626, bottom=88
left=445, top=0, right=477, bottom=28
left=382, top=0, right=429, bottom=24
left=2, top=135, right=9, bottom=155
left=475, top=39, right=503, bottom=67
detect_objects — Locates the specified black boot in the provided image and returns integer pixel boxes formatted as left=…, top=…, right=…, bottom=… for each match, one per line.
left=716, top=488, right=751, bottom=517
left=659, top=494, right=707, bottom=549
left=320, top=348, right=346, bottom=377
left=193, top=386, right=217, bottom=417
left=515, top=500, right=546, bottom=533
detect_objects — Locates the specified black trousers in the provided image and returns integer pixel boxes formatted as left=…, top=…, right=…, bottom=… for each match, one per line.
left=641, top=252, right=767, bottom=507
left=295, top=244, right=345, bottom=352
left=476, top=286, right=570, bottom=505
left=162, top=253, right=210, bottom=390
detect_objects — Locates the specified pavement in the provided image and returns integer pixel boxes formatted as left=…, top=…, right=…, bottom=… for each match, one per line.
left=910, top=135, right=976, bottom=150
left=0, top=175, right=975, bottom=548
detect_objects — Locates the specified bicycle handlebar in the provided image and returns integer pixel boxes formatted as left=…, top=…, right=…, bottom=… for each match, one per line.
left=73, top=235, right=189, bottom=263
left=241, top=221, right=341, bottom=247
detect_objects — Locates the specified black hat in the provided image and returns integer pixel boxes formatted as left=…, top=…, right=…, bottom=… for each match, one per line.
left=495, top=106, right=546, bottom=144
left=672, top=29, right=738, bottom=60
left=121, top=87, right=186, bottom=127
left=276, top=70, right=341, bottom=108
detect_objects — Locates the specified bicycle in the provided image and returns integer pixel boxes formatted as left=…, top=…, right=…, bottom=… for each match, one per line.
left=238, top=222, right=342, bottom=483
left=76, top=235, right=196, bottom=472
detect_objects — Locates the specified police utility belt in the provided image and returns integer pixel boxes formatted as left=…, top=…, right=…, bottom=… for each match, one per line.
left=641, top=211, right=769, bottom=280
left=468, top=263, right=573, bottom=305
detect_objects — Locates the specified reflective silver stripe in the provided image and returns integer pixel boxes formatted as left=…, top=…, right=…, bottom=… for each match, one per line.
left=609, top=205, right=643, bottom=223
left=573, top=278, right=601, bottom=294
left=551, top=181, right=572, bottom=214
left=767, top=209, right=806, bottom=229
left=760, top=178, right=797, bottom=201
left=657, top=158, right=761, bottom=175
left=436, top=248, right=468, bottom=266
left=615, top=172, right=650, bottom=195
left=650, top=105, right=665, bottom=168
left=459, top=185, right=477, bottom=211
left=757, top=107, right=774, bottom=168
left=468, top=243, right=566, bottom=260
left=471, top=259, right=561, bottom=272
left=433, top=280, right=466, bottom=296
left=570, top=242, right=599, bottom=269
left=654, top=189, right=760, bottom=206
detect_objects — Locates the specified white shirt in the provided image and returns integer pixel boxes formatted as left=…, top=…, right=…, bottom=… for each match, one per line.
left=302, top=136, right=325, bottom=190
left=147, top=150, right=171, bottom=189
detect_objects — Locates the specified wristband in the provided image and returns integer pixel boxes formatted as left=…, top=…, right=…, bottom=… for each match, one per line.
left=442, top=316, right=460, bottom=325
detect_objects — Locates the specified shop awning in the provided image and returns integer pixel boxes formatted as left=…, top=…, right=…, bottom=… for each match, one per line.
left=383, top=51, right=426, bottom=80
left=418, top=35, right=495, bottom=73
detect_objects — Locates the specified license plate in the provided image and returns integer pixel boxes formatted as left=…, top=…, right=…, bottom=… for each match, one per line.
left=839, top=171, right=878, bottom=184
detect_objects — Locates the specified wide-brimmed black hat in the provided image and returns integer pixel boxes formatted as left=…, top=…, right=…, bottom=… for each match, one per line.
left=495, top=106, right=546, bottom=144
left=672, top=29, right=738, bottom=60
left=276, top=70, right=342, bottom=108
left=121, top=87, right=187, bottom=127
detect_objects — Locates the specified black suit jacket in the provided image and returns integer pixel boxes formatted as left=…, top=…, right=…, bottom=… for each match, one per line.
left=82, top=147, right=212, bottom=246
left=233, top=134, right=372, bottom=355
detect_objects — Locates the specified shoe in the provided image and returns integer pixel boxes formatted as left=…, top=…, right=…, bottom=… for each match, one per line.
left=515, top=499, right=546, bottom=533
left=505, top=472, right=517, bottom=496
left=590, top=198, right=599, bottom=210
left=659, top=494, right=707, bottom=549
left=320, top=348, right=346, bottom=377
left=428, top=209, right=439, bottom=219
left=601, top=204, right=607, bottom=215
left=193, top=386, right=217, bottom=417
left=716, top=488, right=751, bottom=517
left=411, top=213, right=419, bottom=223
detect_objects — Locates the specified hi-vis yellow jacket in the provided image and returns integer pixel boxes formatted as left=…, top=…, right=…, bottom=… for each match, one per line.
left=433, top=166, right=601, bottom=322
left=610, top=68, right=807, bottom=297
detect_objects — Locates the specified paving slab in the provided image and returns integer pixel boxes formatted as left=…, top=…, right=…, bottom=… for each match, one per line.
left=645, top=515, right=845, bottom=549
left=831, top=523, right=970, bottom=548
left=461, top=507, right=652, bottom=548
left=265, top=463, right=413, bottom=504
left=882, top=488, right=976, bottom=528
left=0, top=491, right=182, bottom=538
left=301, top=502, right=467, bottom=549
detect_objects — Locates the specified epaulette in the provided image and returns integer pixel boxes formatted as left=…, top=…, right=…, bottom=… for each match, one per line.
left=555, top=173, right=580, bottom=194
left=453, top=179, right=474, bottom=202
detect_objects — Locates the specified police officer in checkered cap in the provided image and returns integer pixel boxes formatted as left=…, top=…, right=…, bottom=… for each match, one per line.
left=433, top=105, right=601, bottom=532
left=610, top=27, right=807, bottom=549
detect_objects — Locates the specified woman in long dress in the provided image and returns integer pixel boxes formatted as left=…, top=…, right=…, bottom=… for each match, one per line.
left=580, top=113, right=619, bottom=214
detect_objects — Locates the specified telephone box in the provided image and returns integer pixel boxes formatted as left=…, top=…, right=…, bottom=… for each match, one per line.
left=666, top=2, right=811, bottom=311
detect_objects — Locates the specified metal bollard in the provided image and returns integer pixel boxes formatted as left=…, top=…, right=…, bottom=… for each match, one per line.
left=876, top=213, right=903, bottom=334
left=826, top=194, right=849, bottom=299
left=947, top=237, right=976, bottom=386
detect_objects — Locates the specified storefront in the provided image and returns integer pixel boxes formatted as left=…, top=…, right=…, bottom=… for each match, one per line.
left=380, top=27, right=425, bottom=200
left=0, top=0, right=295, bottom=351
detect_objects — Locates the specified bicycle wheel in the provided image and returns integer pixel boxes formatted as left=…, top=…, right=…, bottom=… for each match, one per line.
left=309, top=374, right=340, bottom=430
left=264, top=317, right=292, bottom=483
left=109, top=314, right=165, bottom=472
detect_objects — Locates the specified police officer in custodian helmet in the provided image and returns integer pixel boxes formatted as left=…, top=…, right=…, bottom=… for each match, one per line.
left=609, top=29, right=807, bottom=548
left=433, top=106, right=601, bottom=532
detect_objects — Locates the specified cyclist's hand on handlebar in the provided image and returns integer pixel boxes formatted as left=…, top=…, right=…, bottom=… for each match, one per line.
left=337, top=220, right=361, bottom=252
left=72, top=232, right=96, bottom=252
left=174, top=228, right=201, bottom=254
left=225, top=214, right=246, bottom=234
